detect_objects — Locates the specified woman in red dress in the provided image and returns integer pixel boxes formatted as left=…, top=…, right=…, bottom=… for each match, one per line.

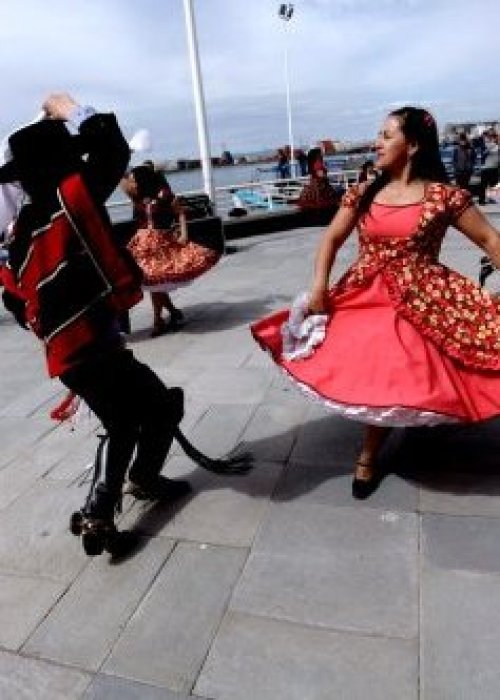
left=252, top=107, right=500, bottom=499
left=123, top=165, right=220, bottom=336
left=297, top=149, right=339, bottom=212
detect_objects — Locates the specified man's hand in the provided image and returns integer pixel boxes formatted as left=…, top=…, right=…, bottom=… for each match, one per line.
left=42, top=93, right=79, bottom=121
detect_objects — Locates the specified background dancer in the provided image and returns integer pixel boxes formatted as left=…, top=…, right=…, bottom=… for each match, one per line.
left=297, top=148, right=339, bottom=213
left=252, top=106, right=500, bottom=500
left=122, top=165, right=222, bottom=337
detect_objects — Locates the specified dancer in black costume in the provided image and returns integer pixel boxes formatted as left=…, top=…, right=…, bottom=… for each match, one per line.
left=1, top=93, right=249, bottom=556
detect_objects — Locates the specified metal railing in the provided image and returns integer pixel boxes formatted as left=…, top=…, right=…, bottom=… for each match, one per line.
left=107, top=168, right=361, bottom=223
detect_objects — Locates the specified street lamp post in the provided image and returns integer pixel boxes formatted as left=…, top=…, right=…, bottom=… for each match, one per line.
left=278, top=3, right=296, bottom=178
left=182, top=0, right=215, bottom=206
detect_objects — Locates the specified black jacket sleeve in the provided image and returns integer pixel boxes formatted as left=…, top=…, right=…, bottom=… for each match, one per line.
left=78, top=113, right=131, bottom=204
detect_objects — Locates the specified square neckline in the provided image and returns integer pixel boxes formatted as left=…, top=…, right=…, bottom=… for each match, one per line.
left=371, top=182, right=428, bottom=208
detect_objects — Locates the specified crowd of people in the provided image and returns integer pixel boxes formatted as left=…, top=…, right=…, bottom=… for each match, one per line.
left=0, top=94, right=498, bottom=555
left=280, top=125, right=500, bottom=211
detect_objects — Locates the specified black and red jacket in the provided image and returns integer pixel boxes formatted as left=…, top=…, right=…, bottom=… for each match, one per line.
left=3, top=113, right=142, bottom=377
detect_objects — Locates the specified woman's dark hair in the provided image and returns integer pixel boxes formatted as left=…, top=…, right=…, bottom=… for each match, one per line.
left=130, top=165, right=161, bottom=200
left=307, top=147, right=324, bottom=176
left=358, top=106, right=448, bottom=214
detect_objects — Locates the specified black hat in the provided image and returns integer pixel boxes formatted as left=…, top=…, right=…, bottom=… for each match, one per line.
left=0, top=119, right=83, bottom=186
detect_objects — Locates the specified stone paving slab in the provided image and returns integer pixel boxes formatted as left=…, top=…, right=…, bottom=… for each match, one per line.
left=288, top=409, right=364, bottom=467
left=0, top=416, right=56, bottom=471
left=0, top=479, right=87, bottom=583
left=421, top=567, right=500, bottom=700
left=419, top=471, right=500, bottom=517
left=176, top=403, right=256, bottom=458
left=185, top=367, right=273, bottom=405
left=23, top=537, right=175, bottom=671
left=275, top=461, right=420, bottom=512
left=0, top=649, right=90, bottom=700
left=236, top=401, right=307, bottom=464
left=421, top=513, right=500, bottom=699
left=231, top=502, right=419, bottom=638
left=0, top=573, right=64, bottom=650
left=0, top=445, right=67, bottom=512
left=0, top=378, right=63, bottom=418
left=83, top=674, right=196, bottom=699
left=103, top=542, right=247, bottom=693
left=195, top=611, right=418, bottom=700
left=46, top=429, right=100, bottom=482
left=422, top=513, right=500, bottom=574
left=120, top=456, right=283, bottom=547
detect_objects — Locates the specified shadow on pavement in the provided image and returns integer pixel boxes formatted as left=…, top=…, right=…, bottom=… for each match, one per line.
left=387, top=418, right=500, bottom=493
left=126, top=296, right=290, bottom=340
left=102, top=415, right=500, bottom=563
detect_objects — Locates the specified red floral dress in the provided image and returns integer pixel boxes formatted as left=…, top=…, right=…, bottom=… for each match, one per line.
left=251, top=183, right=500, bottom=425
left=127, top=189, right=220, bottom=292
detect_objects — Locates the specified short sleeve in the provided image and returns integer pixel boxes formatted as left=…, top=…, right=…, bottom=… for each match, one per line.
left=447, top=186, right=472, bottom=221
left=341, top=184, right=362, bottom=209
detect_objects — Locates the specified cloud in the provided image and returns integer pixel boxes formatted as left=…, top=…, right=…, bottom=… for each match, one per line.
left=0, top=0, right=499, bottom=157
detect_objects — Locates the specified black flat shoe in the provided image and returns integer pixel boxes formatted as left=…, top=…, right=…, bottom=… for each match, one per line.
left=151, top=320, right=169, bottom=337
left=352, top=475, right=381, bottom=500
left=124, top=476, right=192, bottom=502
left=170, top=308, right=184, bottom=323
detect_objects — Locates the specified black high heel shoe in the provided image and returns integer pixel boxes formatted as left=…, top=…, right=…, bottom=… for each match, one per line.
left=170, top=308, right=184, bottom=324
left=352, top=459, right=381, bottom=500
left=150, top=319, right=169, bottom=338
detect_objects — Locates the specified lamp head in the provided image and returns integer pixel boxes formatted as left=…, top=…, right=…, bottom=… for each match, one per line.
left=278, top=3, right=294, bottom=20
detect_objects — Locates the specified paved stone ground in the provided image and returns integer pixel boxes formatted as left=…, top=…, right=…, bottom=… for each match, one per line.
left=0, top=206, right=498, bottom=699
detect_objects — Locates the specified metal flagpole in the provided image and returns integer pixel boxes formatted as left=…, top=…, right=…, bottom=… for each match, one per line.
left=182, top=0, right=215, bottom=206
left=279, top=3, right=296, bottom=177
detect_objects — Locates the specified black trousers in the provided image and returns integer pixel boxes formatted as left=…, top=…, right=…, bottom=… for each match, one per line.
left=455, top=170, right=472, bottom=191
left=61, top=349, right=183, bottom=499
left=478, top=167, right=499, bottom=204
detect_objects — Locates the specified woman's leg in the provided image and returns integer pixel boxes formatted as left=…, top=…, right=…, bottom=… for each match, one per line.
left=355, top=425, right=391, bottom=477
left=151, top=292, right=164, bottom=326
left=150, top=292, right=169, bottom=336
left=161, top=293, right=184, bottom=323
left=352, top=425, right=391, bottom=499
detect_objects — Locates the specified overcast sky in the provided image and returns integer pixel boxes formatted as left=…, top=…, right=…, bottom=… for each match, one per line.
left=0, top=0, right=498, bottom=159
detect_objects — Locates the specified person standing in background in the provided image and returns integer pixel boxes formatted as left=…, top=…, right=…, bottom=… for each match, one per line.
left=453, top=133, right=475, bottom=191
left=478, top=130, right=499, bottom=205
left=277, top=148, right=290, bottom=178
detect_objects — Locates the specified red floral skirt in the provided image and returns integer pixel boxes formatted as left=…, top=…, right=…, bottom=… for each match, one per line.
left=128, top=227, right=220, bottom=291
left=251, top=274, right=500, bottom=426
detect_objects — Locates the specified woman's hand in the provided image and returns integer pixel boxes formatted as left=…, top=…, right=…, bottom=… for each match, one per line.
left=308, top=285, right=328, bottom=314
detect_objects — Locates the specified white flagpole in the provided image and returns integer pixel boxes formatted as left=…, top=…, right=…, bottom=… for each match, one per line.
left=182, top=0, right=215, bottom=206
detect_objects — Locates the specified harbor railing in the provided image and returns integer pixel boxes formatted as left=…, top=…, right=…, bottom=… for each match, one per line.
left=107, top=168, right=361, bottom=223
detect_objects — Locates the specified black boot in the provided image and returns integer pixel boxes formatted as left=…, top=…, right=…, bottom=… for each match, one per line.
left=126, top=387, right=190, bottom=502
left=85, top=482, right=117, bottom=520
left=70, top=483, right=118, bottom=556
left=124, top=474, right=192, bottom=502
